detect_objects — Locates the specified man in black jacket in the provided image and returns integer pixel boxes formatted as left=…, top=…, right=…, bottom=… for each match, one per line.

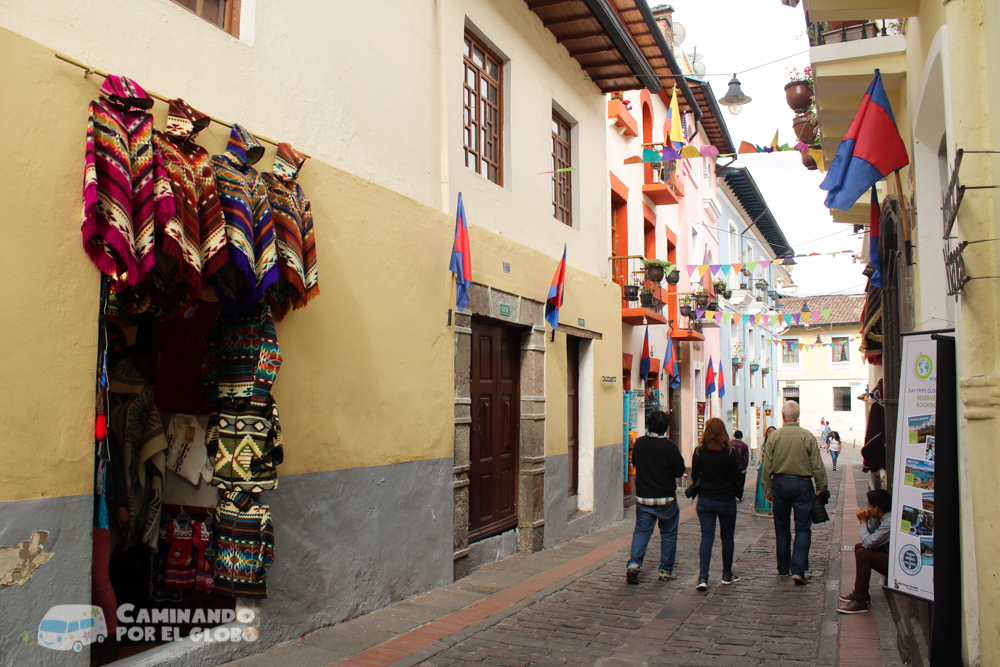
left=627, top=410, right=687, bottom=584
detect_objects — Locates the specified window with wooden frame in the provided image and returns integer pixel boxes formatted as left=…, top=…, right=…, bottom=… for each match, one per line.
left=831, top=336, right=851, bottom=363
left=552, top=112, right=572, bottom=225
left=170, top=0, right=240, bottom=36
left=463, top=32, right=502, bottom=185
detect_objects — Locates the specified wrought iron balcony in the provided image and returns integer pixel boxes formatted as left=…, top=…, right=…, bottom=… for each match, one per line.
left=808, top=19, right=900, bottom=47
left=609, top=255, right=670, bottom=326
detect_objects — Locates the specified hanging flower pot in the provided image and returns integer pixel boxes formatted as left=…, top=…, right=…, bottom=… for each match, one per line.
left=762, top=368, right=770, bottom=376
left=695, top=294, right=709, bottom=308
left=723, top=289, right=733, bottom=300
left=624, top=285, right=639, bottom=301
left=784, top=80, right=813, bottom=114
left=707, top=301, right=719, bottom=312
left=732, top=357, right=740, bottom=366
left=750, top=363, right=760, bottom=372
left=645, top=264, right=665, bottom=283
left=640, top=291, right=654, bottom=308
left=692, top=321, right=703, bottom=332
left=801, top=151, right=818, bottom=170
left=737, top=361, right=745, bottom=369
left=666, top=269, right=680, bottom=285
left=679, top=304, right=692, bottom=317
left=792, top=114, right=817, bottom=143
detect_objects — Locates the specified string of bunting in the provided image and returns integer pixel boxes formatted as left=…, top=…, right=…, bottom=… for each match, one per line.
left=686, top=253, right=857, bottom=281
left=624, top=129, right=825, bottom=171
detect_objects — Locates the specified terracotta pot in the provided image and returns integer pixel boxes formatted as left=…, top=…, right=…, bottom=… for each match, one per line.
left=784, top=81, right=813, bottom=113
left=801, top=151, right=818, bottom=170
left=792, top=114, right=816, bottom=143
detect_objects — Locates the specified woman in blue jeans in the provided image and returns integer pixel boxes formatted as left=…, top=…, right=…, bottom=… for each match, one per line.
left=691, top=418, right=745, bottom=590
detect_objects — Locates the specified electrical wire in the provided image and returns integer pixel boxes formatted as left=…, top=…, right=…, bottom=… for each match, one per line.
left=698, top=50, right=811, bottom=78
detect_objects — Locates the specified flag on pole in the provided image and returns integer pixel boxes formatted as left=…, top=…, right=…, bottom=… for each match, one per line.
left=664, top=329, right=680, bottom=389
left=639, top=327, right=651, bottom=379
left=718, top=360, right=726, bottom=399
left=820, top=69, right=909, bottom=210
left=449, top=192, right=472, bottom=311
left=544, top=244, right=567, bottom=330
left=862, top=186, right=882, bottom=288
left=705, top=355, right=716, bottom=397
left=666, top=86, right=683, bottom=147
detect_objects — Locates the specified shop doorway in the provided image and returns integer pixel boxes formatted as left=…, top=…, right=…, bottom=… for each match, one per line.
left=567, top=336, right=580, bottom=498
left=469, top=321, right=521, bottom=542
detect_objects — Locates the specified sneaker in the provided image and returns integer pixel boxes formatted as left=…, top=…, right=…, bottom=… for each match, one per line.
left=658, top=570, right=677, bottom=581
left=626, top=565, right=640, bottom=585
left=778, top=571, right=791, bottom=578
left=838, top=599, right=869, bottom=614
left=792, top=574, right=808, bottom=586
left=839, top=592, right=869, bottom=603
left=696, top=577, right=708, bottom=591
left=721, top=574, right=741, bottom=585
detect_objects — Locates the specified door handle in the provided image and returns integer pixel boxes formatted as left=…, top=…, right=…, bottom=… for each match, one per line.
left=476, top=403, right=483, bottom=437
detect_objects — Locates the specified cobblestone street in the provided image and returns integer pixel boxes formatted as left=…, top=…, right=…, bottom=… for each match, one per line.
left=230, top=446, right=901, bottom=667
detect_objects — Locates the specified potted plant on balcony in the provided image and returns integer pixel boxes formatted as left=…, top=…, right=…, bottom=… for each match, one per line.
left=665, top=267, right=680, bottom=285
left=762, top=361, right=771, bottom=376
left=694, top=288, right=709, bottom=309
left=623, top=277, right=640, bottom=302
left=714, top=279, right=732, bottom=300
left=610, top=91, right=632, bottom=111
left=642, top=258, right=672, bottom=283
left=732, top=342, right=746, bottom=369
left=692, top=320, right=703, bottom=332
left=749, top=359, right=760, bottom=373
left=784, top=66, right=814, bottom=114
left=679, top=295, right=692, bottom=317
left=639, top=285, right=654, bottom=309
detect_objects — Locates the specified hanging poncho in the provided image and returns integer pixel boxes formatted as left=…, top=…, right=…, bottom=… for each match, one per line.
left=82, top=75, right=174, bottom=283
left=262, top=143, right=319, bottom=320
left=155, top=99, right=227, bottom=294
left=210, top=125, right=278, bottom=309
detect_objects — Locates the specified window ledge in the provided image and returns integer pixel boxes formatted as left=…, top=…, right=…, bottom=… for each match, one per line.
left=608, top=99, right=638, bottom=138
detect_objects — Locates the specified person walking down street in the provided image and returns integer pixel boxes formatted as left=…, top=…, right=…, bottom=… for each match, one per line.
left=730, top=430, right=750, bottom=498
left=691, top=418, right=744, bottom=590
left=820, top=418, right=831, bottom=450
left=828, top=431, right=842, bottom=471
left=626, top=410, right=686, bottom=584
left=754, top=426, right=777, bottom=516
left=762, top=401, right=828, bottom=585
left=839, top=489, right=893, bottom=613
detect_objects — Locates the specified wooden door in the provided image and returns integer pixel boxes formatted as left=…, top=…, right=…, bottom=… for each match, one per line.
left=566, top=337, right=580, bottom=497
left=470, top=321, right=520, bottom=541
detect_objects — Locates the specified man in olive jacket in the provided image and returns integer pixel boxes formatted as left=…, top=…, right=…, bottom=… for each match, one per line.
left=762, top=400, right=828, bottom=585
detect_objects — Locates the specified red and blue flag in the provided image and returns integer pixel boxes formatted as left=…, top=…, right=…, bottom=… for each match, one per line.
left=862, top=186, right=882, bottom=288
left=449, top=192, right=472, bottom=311
left=705, top=355, right=716, bottom=397
left=544, top=245, right=567, bottom=330
left=820, top=69, right=909, bottom=210
left=718, top=359, right=726, bottom=399
left=639, top=326, right=650, bottom=379
left=664, top=330, right=680, bottom=389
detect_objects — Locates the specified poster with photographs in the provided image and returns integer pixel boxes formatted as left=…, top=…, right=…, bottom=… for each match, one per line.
left=888, top=334, right=937, bottom=602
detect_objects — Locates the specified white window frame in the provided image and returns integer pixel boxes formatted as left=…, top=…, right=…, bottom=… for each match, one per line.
left=781, top=337, right=801, bottom=372
left=829, top=335, right=852, bottom=371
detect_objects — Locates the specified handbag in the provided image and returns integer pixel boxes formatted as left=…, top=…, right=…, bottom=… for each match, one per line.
left=685, top=476, right=702, bottom=499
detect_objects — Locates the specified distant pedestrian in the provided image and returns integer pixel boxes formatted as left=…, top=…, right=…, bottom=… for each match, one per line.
left=691, top=418, right=744, bottom=590
left=820, top=418, right=832, bottom=450
left=762, top=401, right=829, bottom=585
left=626, top=411, right=686, bottom=585
left=754, top=426, right=777, bottom=515
left=828, top=431, right=842, bottom=471
left=730, top=430, right=750, bottom=498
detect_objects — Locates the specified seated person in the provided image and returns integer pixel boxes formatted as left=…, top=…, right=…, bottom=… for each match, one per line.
left=838, top=489, right=893, bottom=613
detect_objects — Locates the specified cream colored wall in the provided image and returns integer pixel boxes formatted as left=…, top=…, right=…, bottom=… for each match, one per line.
left=446, top=0, right=612, bottom=278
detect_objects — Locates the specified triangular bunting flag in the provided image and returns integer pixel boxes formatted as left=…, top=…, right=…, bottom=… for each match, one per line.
left=745, top=261, right=758, bottom=273
left=662, top=146, right=681, bottom=161
left=821, top=309, right=831, bottom=321
left=720, top=264, right=732, bottom=277
left=732, top=263, right=744, bottom=274
left=714, top=311, right=724, bottom=324
left=644, top=148, right=664, bottom=163
left=709, top=264, right=721, bottom=277
left=687, top=265, right=700, bottom=278
left=695, top=309, right=706, bottom=320
left=784, top=314, right=793, bottom=325
left=738, top=141, right=759, bottom=154
left=680, top=145, right=702, bottom=159
left=759, top=260, right=771, bottom=270
left=811, top=311, right=822, bottom=323
left=722, top=312, right=731, bottom=323
left=770, top=130, right=779, bottom=149
left=700, top=145, right=720, bottom=158
left=793, top=313, right=801, bottom=325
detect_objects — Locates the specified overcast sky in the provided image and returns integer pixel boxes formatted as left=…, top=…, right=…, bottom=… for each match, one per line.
left=667, top=0, right=866, bottom=297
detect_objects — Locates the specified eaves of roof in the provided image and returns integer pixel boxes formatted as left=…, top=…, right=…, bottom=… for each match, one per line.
left=719, top=167, right=793, bottom=258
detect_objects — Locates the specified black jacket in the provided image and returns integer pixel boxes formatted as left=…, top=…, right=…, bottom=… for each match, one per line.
left=632, top=435, right=686, bottom=500
left=691, top=446, right=743, bottom=501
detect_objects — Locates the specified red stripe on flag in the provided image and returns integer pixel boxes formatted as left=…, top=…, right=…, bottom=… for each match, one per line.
left=851, top=100, right=909, bottom=175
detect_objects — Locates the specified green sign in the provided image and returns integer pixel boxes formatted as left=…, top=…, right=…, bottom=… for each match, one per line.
left=499, top=303, right=511, bottom=316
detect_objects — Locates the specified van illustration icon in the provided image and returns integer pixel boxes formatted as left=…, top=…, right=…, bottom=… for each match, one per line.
left=38, top=605, right=108, bottom=652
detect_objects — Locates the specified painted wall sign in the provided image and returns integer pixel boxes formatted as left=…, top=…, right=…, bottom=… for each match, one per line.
left=601, top=376, right=617, bottom=383
left=499, top=303, right=511, bottom=316
left=578, top=318, right=585, bottom=327
left=887, top=333, right=937, bottom=602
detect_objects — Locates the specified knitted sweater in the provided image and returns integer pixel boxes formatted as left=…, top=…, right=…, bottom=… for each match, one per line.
left=213, top=492, right=274, bottom=599
left=262, top=143, right=319, bottom=319
left=82, top=75, right=174, bottom=283
left=210, top=125, right=278, bottom=309
left=155, top=99, right=227, bottom=294
left=207, top=396, right=283, bottom=492
left=202, top=304, right=282, bottom=407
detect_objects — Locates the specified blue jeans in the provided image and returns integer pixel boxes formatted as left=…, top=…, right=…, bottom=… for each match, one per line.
left=628, top=501, right=680, bottom=572
left=771, top=475, right=815, bottom=576
left=831, top=451, right=840, bottom=468
left=695, top=498, right=738, bottom=579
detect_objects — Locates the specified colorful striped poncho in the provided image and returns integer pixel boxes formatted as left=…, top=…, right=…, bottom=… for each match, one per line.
left=213, top=492, right=274, bottom=599
left=263, top=143, right=320, bottom=320
left=155, top=99, right=227, bottom=295
left=202, top=303, right=282, bottom=408
left=210, top=125, right=278, bottom=310
left=83, top=75, right=174, bottom=284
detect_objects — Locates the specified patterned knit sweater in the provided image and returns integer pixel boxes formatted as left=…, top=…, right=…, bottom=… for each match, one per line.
left=262, top=143, right=319, bottom=320
left=213, top=492, right=274, bottom=599
left=210, top=125, right=278, bottom=310
left=202, top=303, right=282, bottom=408
left=83, top=75, right=174, bottom=284
left=155, top=99, right=227, bottom=295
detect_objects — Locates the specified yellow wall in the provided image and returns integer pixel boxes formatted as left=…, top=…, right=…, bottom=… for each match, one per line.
left=0, top=25, right=622, bottom=504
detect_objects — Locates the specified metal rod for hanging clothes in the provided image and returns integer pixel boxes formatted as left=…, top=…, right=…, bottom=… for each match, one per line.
left=54, top=52, right=311, bottom=158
